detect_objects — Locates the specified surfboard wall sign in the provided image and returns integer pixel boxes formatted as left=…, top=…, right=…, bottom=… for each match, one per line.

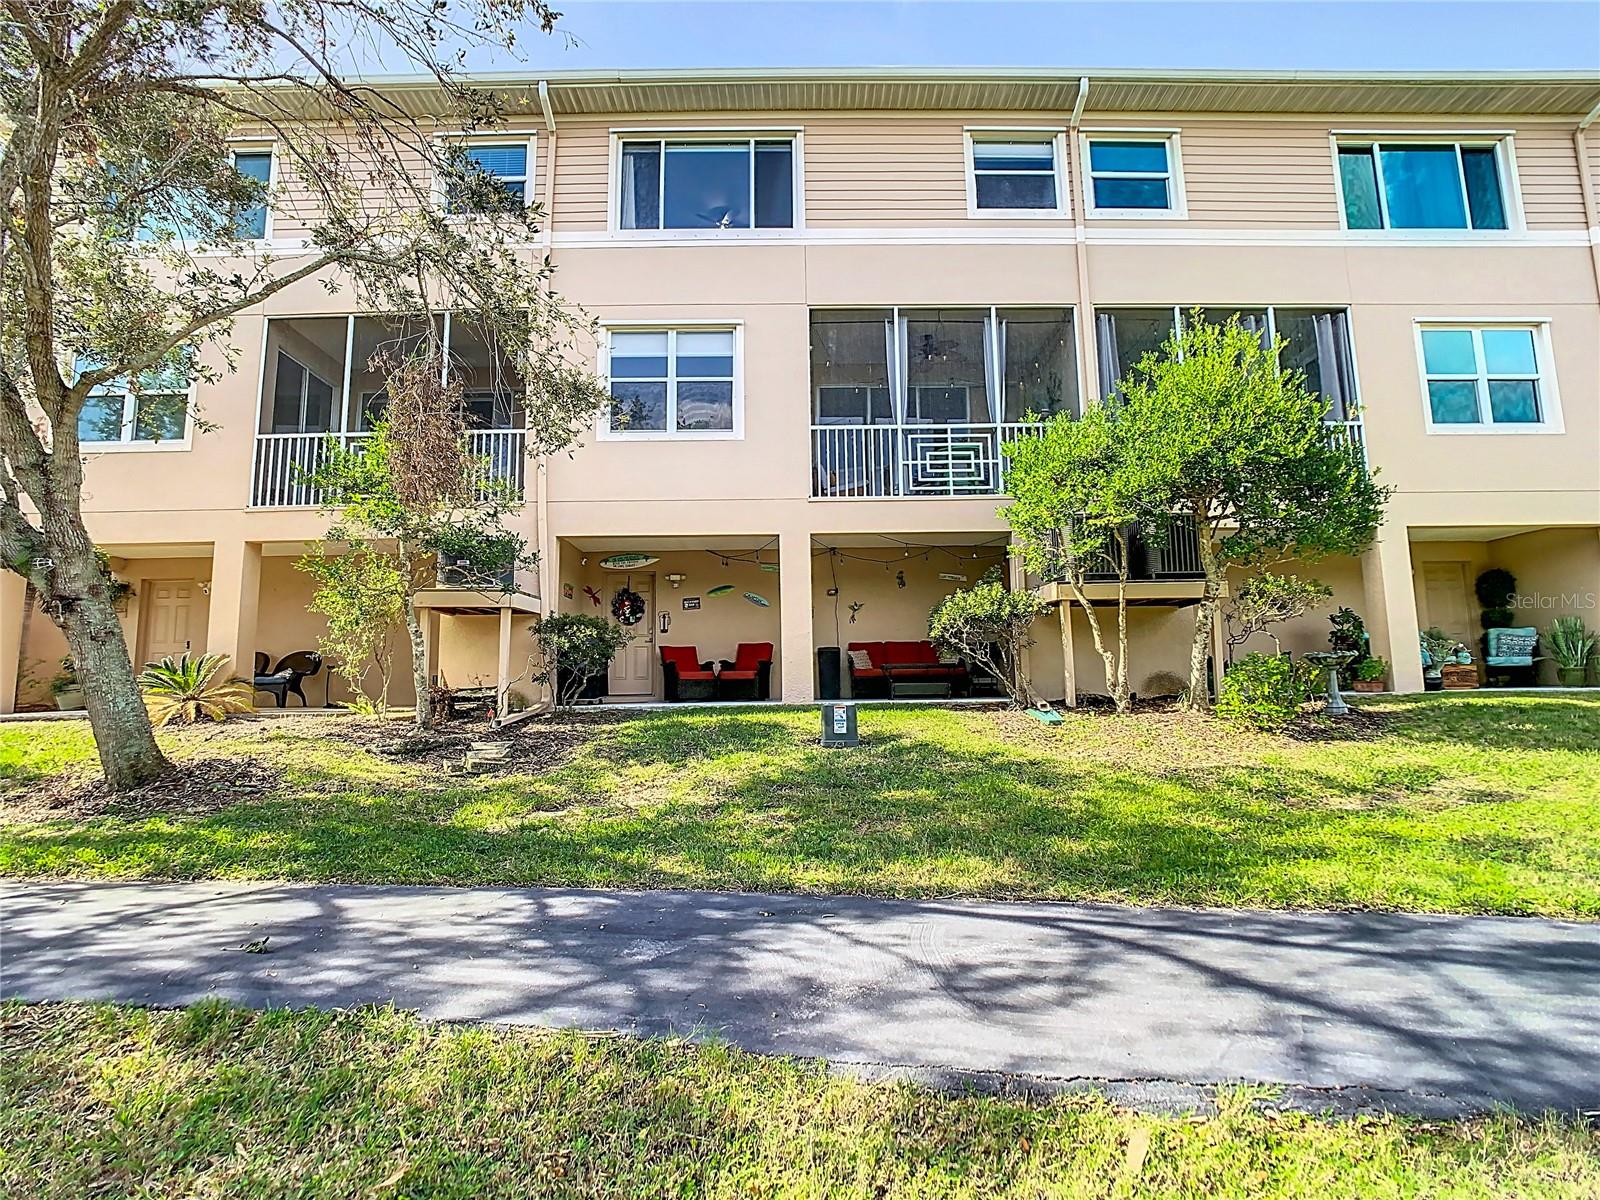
left=599, top=553, right=659, bottom=570
left=706, top=584, right=735, bottom=597
left=743, top=592, right=770, bottom=608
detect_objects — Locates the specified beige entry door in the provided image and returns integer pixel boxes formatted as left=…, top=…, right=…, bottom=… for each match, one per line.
left=143, top=580, right=197, bottom=664
left=606, top=573, right=656, bottom=696
left=1421, top=562, right=1473, bottom=645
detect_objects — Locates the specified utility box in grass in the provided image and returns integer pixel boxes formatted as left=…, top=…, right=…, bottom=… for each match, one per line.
left=821, top=702, right=858, bottom=747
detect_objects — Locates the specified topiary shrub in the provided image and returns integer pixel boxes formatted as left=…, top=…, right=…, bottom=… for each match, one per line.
left=1476, top=569, right=1517, bottom=629
left=1216, top=653, right=1319, bottom=730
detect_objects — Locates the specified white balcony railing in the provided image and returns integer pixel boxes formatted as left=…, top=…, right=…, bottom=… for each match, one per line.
left=813, top=418, right=1367, bottom=500
left=250, top=429, right=527, bottom=508
left=812, top=422, right=1044, bottom=499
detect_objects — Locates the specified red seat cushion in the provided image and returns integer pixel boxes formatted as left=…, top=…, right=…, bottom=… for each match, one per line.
left=850, top=667, right=885, bottom=680
left=885, top=640, right=940, bottom=665
left=661, top=646, right=704, bottom=674
left=719, top=669, right=758, bottom=682
left=676, top=670, right=717, bottom=682
left=732, top=642, right=773, bottom=671
left=847, top=642, right=890, bottom=669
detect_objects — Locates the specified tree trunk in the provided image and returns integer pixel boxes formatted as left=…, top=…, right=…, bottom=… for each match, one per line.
left=38, top=538, right=169, bottom=790
left=1185, top=510, right=1224, bottom=711
left=1114, top=530, right=1131, bottom=713
left=1065, top=575, right=1127, bottom=714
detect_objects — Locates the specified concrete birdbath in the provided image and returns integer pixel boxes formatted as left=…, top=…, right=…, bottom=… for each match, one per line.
left=1304, top=650, right=1359, bottom=716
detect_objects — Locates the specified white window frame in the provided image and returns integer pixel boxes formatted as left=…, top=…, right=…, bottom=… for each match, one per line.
left=226, top=140, right=276, bottom=243
left=432, top=130, right=539, bottom=218
left=1412, top=319, right=1561, bottom=435
left=963, top=127, right=1070, bottom=219
left=77, top=375, right=195, bottom=453
left=1330, top=131, right=1525, bottom=236
left=598, top=320, right=744, bottom=441
left=1080, top=129, right=1187, bottom=220
left=607, top=128, right=804, bottom=237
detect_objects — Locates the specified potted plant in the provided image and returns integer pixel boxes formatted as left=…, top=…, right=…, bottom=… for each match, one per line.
left=1547, top=616, right=1597, bottom=688
left=1420, top=627, right=1455, bottom=690
left=1350, top=656, right=1388, bottom=693
left=49, top=656, right=85, bottom=710
left=1475, top=568, right=1517, bottom=631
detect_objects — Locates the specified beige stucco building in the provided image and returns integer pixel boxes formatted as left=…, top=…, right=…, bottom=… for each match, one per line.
left=4, top=68, right=1599, bottom=712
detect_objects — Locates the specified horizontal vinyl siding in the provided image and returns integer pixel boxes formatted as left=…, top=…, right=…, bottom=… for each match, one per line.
left=803, top=117, right=972, bottom=225
left=1512, top=126, right=1588, bottom=230
left=1121, top=122, right=1341, bottom=229
left=551, top=122, right=610, bottom=231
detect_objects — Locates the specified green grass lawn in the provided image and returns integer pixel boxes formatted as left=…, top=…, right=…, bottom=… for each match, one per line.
left=2, top=694, right=1598, bottom=916
left=5, top=1001, right=1597, bottom=1199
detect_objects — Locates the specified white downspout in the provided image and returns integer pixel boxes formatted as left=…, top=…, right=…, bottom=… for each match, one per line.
left=535, top=78, right=559, bottom=627
left=538, top=79, right=558, bottom=256
left=1069, top=76, right=1094, bottom=402
left=1574, top=92, right=1600, bottom=304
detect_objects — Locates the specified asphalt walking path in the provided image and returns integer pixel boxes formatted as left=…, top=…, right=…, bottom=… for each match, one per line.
left=4, top=880, right=1597, bottom=1117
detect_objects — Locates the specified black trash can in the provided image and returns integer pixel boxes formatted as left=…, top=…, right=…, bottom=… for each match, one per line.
left=816, top=646, right=842, bottom=700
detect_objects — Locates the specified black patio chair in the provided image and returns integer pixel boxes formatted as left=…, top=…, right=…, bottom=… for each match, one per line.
left=253, top=650, right=324, bottom=708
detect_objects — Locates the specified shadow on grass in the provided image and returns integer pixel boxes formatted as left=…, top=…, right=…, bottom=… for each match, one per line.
left=5, top=705, right=1596, bottom=917
left=1361, top=694, right=1600, bottom=753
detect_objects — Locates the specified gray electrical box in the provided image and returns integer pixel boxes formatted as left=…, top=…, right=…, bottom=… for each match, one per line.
left=821, top=702, right=858, bottom=747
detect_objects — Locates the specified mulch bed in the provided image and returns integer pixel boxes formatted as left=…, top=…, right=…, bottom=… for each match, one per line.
left=6, top=755, right=284, bottom=823
left=1284, top=704, right=1395, bottom=743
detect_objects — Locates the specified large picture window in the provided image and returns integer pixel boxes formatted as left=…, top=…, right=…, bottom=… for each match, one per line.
left=619, top=137, right=795, bottom=231
left=605, top=327, right=739, bottom=437
left=1417, top=325, right=1555, bottom=430
left=1337, top=140, right=1511, bottom=231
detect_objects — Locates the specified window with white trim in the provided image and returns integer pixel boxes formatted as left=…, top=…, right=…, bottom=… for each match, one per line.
left=232, top=149, right=273, bottom=239
left=1337, top=140, right=1510, bottom=231
left=445, top=140, right=531, bottom=214
left=606, top=327, right=739, bottom=436
left=969, top=136, right=1061, bottom=211
left=1419, top=325, right=1552, bottom=428
left=1085, top=135, right=1179, bottom=215
left=618, top=137, right=795, bottom=230
left=77, top=366, right=190, bottom=446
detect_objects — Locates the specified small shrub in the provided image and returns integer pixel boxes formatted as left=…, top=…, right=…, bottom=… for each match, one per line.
left=1355, top=655, right=1389, bottom=682
left=534, top=613, right=629, bottom=709
left=139, top=653, right=254, bottom=726
left=1217, top=653, right=1318, bottom=729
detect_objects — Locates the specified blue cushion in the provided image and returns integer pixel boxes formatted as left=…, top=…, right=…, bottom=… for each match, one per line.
left=1486, top=656, right=1534, bottom=668
left=1488, top=628, right=1538, bottom=657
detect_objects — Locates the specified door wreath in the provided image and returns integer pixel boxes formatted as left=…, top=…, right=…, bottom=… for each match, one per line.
left=611, top=586, right=646, bottom=626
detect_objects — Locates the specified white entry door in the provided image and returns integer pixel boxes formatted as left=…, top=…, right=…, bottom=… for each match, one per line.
left=607, top=573, right=656, bottom=696
left=143, top=580, right=197, bottom=664
left=1421, top=562, right=1472, bottom=645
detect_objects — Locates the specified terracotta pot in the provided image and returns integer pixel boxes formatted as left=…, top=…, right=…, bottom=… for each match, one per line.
left=1350, top=679, right=1385, bottom=693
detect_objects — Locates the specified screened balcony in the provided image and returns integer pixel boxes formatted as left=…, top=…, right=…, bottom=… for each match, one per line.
left=250, top=314, right=528, bottom=508
left=810, top=307, right=1075, bottom=498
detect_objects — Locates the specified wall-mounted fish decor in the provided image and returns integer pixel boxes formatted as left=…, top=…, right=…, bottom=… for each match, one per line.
left=706, top=584, right=735, bottom=597
left=759, top=563, right=780, bottom=572
left=743, top=592, right=770, bottom=607
left=600, top=553, right=659, bottom=570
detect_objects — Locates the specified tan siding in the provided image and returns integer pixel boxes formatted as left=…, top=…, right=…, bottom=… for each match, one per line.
left=1512, top=126, right=1588, bottom=230
left=803, top=117, right=972, bottom=225
left=1158, top=122, right=1340, bottom=229
left=551, top=121, right=610, bottom=231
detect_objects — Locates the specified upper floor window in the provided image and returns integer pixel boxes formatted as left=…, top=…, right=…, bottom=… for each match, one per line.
left=604, top=326, right=740, bottom=438
left=618, top=136, right=795, bottom=231
left=77, top=365, right=190, bottom=447
left=232, top=149, right=273, bottom=240
left=967, top=133, right=1064, bottom=213
left=1084, top=134, right=1183, bottom=217
left=1417, top=324, right=1557, bottom=431
left=445, top=140, right=532, bottom=214
left=1337, top=140, right=1510, bottom=231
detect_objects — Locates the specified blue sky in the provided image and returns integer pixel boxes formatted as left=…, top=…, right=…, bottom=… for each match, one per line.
left=477, top=1, right=1600, bottom=72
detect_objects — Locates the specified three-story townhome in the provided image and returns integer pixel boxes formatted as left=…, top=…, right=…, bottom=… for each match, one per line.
left=4, top=68, right=1598, bottom=711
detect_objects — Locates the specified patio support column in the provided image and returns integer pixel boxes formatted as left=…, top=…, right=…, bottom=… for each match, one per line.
left=206, top=540, right=261, bottom=697
left=1362, top=524, right=1424, bottom=694
left=778, top=531, right=814, bottom=703
left=495, top=607, right=513, bottom=713
left=0, top=570, right=25, bottom=714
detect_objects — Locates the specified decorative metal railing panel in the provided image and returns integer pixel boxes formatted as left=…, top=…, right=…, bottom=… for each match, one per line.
left=250, top=429, right=527, bottom=508
left=811, top=423, right=1043, bottom=499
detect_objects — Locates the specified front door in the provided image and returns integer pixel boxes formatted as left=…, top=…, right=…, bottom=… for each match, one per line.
left=143, top=580, right=197, bottom=664
left=1421, top=562, right=1472, bottom=645
left=607, top=573, right=656, bottom=696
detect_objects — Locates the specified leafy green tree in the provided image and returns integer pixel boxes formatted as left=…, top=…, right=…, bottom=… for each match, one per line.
left=928, top=568, right=1047, bottom=708
left=532, top=613, right=630, bottom=711
left=1223, top=572, right=1334, bottom=661
left=0, top=1, right=598, bottom=788
left=1004, top=406, right=1172, bottom=713
left=299, top=541, right=408, bottom=713
left=1113, top=314, right=1390, bottom=709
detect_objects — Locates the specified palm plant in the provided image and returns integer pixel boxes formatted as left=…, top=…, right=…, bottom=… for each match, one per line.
left=138, top=653, right=255, bottom=726
left=1547, top=617, right=1597, bottom=684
